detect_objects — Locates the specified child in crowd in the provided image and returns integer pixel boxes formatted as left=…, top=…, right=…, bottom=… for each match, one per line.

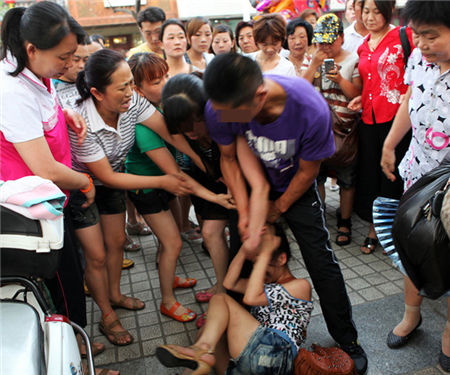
left=156, top=225, right=313, bottom=375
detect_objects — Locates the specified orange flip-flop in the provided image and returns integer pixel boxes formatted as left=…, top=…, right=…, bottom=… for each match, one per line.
left=173, top=276, right=197, bottom=289
left=161, top=301, right=197, bottom=322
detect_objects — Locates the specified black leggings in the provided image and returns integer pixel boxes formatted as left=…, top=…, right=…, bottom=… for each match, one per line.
left=354, top=119, right=411, bottom=223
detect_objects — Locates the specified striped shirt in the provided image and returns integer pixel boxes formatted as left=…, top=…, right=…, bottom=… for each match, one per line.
left=53, top=79, right=80, bottom=110
left=69, top=91, right=155, bottom=185
left=319, top=53, right=360, bottom=123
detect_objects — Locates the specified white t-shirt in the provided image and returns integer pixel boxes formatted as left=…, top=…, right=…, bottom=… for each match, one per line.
left=0, top=54, right=58, bottom=143
left=342, top=22, right=366, bottom=54
left=248, top=52, right=296, bottom=77
left=70, top=91, right=155, bottom=184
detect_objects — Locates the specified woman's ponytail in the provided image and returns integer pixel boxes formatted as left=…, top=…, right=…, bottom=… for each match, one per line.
left=76, top=70, right=91, bottom=105
left=1, top=7, right=27, bottom=76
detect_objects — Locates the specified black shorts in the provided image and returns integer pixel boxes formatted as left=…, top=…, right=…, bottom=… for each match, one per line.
left=68, top=186, right=126, bottom=230
left=190, top=177, right=231, bottom=221
left=128, top=189, right=175, bottom=215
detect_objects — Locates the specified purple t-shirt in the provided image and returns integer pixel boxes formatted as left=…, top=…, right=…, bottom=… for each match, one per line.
left=205, top=74, right=335, bottom=192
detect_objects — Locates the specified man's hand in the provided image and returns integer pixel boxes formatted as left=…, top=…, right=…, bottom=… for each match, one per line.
left=63, top=108, right=87, bottom=144
left=266, top=200, right=283, bottom=223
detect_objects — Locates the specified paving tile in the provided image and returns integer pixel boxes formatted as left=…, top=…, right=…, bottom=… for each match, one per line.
left=376, top=282, right=402, bottom=296
left=142, top=338, right=165, bottom=356
left=342, top=268, right=358, bottom=280
left=363, top=273, right=388, bottom=285
left=348, top=291, right=366, bottom=305
left=117, top=342, right=142, bottom=362
left=369, top=260, right=394, bottom=272
left=381, top=268, right=404, bottom=281
left=359, top=287, right=384, bottom=301
left=346, top=278, right=371, bottom=291
left=139, top=325, right=163, bottom=341
left=353, top=264, right=376, bottom=276
left=341, top=256, right=363, bottom=268
left=95, top=347, right=117, bottom=366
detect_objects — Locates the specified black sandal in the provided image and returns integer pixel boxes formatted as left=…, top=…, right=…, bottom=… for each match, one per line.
left=361, top=237, right=379, bottom=254
left=336, top=212, right=352, bottom=246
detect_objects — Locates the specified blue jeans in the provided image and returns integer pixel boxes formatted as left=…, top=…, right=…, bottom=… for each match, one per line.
left=226, top=326, right=294, bottom=375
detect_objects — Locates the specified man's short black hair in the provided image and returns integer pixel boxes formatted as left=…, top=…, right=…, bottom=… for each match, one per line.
left=203, top=53, right=263, bottom=107
left=137, top=6, right=166, bottom=28
left=402, top=0, right=450, bottom=29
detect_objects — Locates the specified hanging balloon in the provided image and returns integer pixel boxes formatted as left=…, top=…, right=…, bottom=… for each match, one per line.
left=294, top=0, right=330, bottom=15
left=269, top=0, right=297, bottom=15
left=256, top=0, right=282, bottom=12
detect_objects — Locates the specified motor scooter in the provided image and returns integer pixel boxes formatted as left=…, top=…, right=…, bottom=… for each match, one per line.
left=0, top=206, right=95, bottom=374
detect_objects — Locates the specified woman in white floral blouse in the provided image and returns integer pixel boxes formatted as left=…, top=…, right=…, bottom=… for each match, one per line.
left=380, top=1, right=450, bottom=370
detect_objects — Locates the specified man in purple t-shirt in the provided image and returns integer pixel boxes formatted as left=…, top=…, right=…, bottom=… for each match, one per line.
left=203, top=54, right=367, bottom=375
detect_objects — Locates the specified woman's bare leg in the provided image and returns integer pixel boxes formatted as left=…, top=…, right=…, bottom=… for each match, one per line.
left=201, top=219, right=228, bottom=294
left=143, top=210, right=191, bottom=316
left=76, top=222, right=132, bottom=344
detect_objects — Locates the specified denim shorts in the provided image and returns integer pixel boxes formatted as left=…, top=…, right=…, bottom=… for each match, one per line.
left=69, top=186, right=126, bottom=230
left=226, top=326, right=294, bottom=375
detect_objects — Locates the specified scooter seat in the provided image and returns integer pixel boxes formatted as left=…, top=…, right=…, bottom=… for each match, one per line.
left=0, top=300, right=45, bottom=375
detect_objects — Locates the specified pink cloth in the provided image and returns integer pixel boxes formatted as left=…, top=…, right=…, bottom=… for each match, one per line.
left=0, top=78, right=72, bottom=200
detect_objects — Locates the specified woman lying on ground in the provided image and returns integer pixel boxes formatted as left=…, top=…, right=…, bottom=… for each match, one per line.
left=156, top=224, right=313, bottom=374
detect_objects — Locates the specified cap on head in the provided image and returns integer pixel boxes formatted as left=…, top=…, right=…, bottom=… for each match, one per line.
left=313, top=13, right=343, bottom=44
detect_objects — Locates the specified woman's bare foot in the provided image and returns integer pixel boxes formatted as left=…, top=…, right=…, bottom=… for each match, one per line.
left=100, top=311, right=133, bottom=345
left=169, top=343, right=215, bottom=368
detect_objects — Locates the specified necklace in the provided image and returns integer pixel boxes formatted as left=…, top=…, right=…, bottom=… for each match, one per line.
left=368, top=26, right=392, bottom=51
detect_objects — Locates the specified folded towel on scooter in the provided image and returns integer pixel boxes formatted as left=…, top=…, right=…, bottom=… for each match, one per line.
left=0, top=176, right=66, bottom=220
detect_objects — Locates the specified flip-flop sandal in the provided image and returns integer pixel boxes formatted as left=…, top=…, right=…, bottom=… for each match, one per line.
left=99, top=319, right=134, bottom=346
left=111, top=295, right=145, bottom=311
left=121, top=258, right=135, bottom=270
left=156, top=344, right=213, bottom=374
left=160, top=301, right=197, bottom=322
left=173, top=276, right=197, bottom=289
left=81, top=341, right=105, bottom=358
left=195, top=290, right=214, bottom=303
left=361, top=237, right=379, bottom=254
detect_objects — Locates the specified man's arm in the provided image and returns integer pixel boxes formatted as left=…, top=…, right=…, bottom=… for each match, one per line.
left=219, top=136, right=270, bottom=252
left=236, top=136, right=270, bottom=253
left=267, top=158, right=321, bottom=223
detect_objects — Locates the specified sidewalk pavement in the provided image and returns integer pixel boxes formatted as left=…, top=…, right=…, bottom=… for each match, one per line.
left=87, top=185, right=448, bottom=375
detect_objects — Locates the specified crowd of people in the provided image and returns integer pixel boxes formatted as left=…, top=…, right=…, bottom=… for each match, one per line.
left=0, top=0, right=449, bottom=374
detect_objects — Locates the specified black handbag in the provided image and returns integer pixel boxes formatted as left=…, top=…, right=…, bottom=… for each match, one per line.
left=392, top=158, right=450, bottom=299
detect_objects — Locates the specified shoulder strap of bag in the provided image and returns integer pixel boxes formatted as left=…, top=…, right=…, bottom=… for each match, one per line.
left=399, top=26, right=411, bottom=65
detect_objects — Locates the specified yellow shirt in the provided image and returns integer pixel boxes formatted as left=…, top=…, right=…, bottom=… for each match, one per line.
left=127, top=42, right=164, bottom=58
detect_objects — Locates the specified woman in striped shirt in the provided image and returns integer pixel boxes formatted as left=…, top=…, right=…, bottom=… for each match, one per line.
left=68, top=49, right=203, bottom=346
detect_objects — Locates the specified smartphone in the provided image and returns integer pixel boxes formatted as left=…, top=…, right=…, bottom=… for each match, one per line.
left=324, top=58, right=335, bottom=73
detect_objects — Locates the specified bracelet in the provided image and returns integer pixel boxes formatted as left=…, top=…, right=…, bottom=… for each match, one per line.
left=80, top=173, right=93, bottom=193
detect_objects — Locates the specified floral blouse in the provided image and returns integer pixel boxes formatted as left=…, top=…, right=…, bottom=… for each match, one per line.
left=357, top=26, right=414, bottom=124
left=398, top=48, right=450, bottom=191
